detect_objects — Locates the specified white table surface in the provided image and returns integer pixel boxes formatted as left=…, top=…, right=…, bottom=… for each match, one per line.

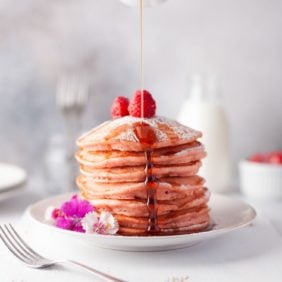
left=0, top=187, right=282, bottom=282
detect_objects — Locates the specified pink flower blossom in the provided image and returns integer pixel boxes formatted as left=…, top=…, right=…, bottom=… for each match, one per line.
left=60, top=195, right=95, bottom=218
left=45, top=195, right=119, bottom=235
left=45, top=195, right=94, bottom=232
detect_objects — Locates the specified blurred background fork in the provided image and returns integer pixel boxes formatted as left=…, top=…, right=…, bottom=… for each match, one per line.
left=56, top=73, right=90, bottom=159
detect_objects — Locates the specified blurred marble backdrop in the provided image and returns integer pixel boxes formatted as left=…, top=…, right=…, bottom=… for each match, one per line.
left=0, top=0, right=282, bottom=182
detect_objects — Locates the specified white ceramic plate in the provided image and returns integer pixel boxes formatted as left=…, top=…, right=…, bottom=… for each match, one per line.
left=0, top=163, right=27, bottom=201
left=0, top=163, right=27, bottom=192
left=23, top=193, right=256, bottom=252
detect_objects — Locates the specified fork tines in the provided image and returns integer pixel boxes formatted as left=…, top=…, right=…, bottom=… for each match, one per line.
left=0, top=224, right=43, bottom=265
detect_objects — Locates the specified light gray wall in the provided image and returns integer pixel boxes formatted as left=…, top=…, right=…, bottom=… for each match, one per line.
left=0, top=0, right=281, bottom=178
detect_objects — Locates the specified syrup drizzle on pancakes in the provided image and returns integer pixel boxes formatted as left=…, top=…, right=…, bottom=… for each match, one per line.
left=134, top=122, right=160, bottom=234
left=137, top=0, right=161, bottom=234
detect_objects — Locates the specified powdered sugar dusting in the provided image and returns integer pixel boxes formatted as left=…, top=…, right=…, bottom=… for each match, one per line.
left=118, top=127, right=136, bottom=141
left=161, top=117, right=201, bottom=141
left=78, top=116, right=202, bottom=145
left=154, top=128, right=167, bottom=142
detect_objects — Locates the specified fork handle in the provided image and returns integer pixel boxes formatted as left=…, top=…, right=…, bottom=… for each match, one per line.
left=65, top=260, right=126, bottom=282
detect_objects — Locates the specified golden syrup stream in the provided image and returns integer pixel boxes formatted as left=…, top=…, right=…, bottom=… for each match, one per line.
left=139, top=0, right=144, bottom=120
left=136, top=1, right=160, bottom=235
left=133, top=1, right=210, bottom=236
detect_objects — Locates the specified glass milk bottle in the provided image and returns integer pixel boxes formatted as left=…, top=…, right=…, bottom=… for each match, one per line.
left=177, top=75, right=231, bottom=193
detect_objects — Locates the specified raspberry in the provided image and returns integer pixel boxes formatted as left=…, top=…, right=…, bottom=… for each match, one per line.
left=267, top=152, right=282, bottom=165
left=249, top=154, right=265, bottom=163
left=128, top=90, right=156, bottom=118
left=111, top=96, right=129, bottom=119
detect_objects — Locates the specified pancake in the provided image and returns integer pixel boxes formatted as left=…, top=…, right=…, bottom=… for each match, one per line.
left=86, top=192, right=209, bottom=217
left=75, top=141, right=206, bottom=168
left=77, top=116, right=202, bottom=151
left=76, top=115, right=210, bottom=236
left=79, top=161, right=202, bottom=182
left=77, top=175, right=205, bottom=200
left=115, top=206, right=209, bottom=232
left=118, top=222, right=210, bottom=236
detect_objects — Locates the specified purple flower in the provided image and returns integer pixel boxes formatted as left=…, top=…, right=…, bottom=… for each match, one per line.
left=56, top=216, right=84, bottom=233
left=56, top=217, right=72, bottom=230
left=45, top=194, right=119, bottom=235
left=52, top=195, right=95, bottom=232
left=61, top=195, right=95, bottom=218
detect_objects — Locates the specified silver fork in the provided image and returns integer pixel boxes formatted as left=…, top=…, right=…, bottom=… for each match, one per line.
left=0, top=224, right=125, bottom=282
left=56, top=73, right=90, bottom=159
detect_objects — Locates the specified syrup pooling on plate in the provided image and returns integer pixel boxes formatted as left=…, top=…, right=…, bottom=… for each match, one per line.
left=134, top=122, right=160, bottom=234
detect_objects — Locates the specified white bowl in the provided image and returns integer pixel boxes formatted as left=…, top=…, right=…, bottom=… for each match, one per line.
left=239, top=160, right=282, bottom=201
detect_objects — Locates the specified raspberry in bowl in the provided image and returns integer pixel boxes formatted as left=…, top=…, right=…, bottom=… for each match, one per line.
left=239, top=151, right=282, bottom=201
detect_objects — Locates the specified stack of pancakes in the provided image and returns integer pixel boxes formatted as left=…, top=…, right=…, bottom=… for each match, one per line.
left=76, top=116, right=210, bottom=235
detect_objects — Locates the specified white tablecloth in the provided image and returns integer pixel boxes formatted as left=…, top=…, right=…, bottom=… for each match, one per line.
left=0, top=189, right=282, bottom=282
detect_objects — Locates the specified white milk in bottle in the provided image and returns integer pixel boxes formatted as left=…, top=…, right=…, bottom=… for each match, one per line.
left=178, top=75, right=231, bottom=193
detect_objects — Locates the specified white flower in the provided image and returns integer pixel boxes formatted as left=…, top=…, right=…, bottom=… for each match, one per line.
left=99, top=212, right=119, bottom=235
left=44, top=206, right=56, bottom=224
left=81, top=211, right=119, bottom=235
left=81, top=211, right=99, bottom=233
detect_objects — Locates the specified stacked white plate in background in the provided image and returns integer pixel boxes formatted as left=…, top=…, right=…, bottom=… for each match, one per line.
left=0, top=163, right=27, bottom=202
